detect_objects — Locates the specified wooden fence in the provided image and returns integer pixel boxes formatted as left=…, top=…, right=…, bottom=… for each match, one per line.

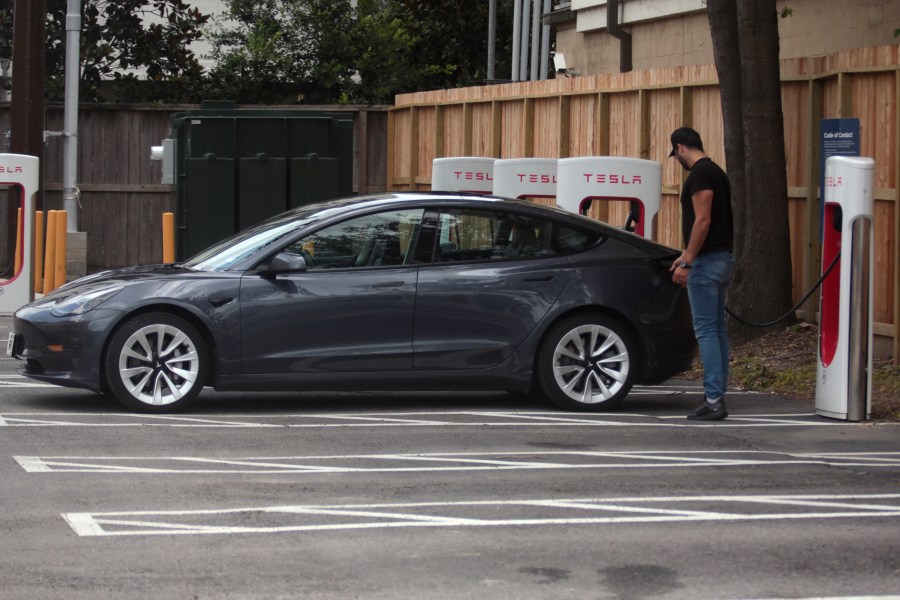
left=388, top=44, right=900, bottom=360
left=0, top=103, right=389, bottom=270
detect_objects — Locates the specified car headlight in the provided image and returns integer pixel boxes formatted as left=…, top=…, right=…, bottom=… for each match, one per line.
left=50, top=286, right=124, bottom=317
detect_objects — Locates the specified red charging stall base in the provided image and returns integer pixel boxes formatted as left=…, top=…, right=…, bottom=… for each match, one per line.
left=0, top=154, right=39, bottom=316
left=556, top=157, right=662, bottom=241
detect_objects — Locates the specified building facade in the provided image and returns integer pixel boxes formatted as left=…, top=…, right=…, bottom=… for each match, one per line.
left=551, top=0, right=900, bottom=76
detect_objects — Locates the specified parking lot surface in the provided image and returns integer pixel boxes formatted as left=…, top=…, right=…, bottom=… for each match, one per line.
left=2, top=316, right=899, bottom=599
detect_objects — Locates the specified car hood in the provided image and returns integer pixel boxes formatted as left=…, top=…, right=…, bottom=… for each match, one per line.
left=45, top=264, right=195, bottom=299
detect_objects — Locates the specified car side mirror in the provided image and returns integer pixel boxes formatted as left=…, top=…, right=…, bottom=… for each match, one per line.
left=260, top=251, right=308, bottom=277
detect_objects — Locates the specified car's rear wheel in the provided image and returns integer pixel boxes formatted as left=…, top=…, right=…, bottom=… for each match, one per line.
left=104, top=312, right=207, bottom=412
left=537, top=314, right=636, bottom=410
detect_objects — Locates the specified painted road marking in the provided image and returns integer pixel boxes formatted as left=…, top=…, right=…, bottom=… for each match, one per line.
left=62, top=493, right=900, bottom=537
left=0, top=410, right=847, bottom=428
left=16, top=451, right=900, bottom=475
left=746, top=597, right=900, bottom=600
left=0, top=375, right=57, bottom=388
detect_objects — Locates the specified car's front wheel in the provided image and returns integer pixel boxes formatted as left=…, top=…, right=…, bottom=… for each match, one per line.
left=537, top=314, right=636, bottom=411
left=104, top=312, right=207, bottom=412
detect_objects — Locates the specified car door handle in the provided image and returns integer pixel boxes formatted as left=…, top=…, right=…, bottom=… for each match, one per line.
left=522, top=275, right=554, bottom=282
left=373, top=281, right=405, bottom=288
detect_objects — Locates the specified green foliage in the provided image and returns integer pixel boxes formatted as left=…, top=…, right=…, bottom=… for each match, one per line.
left=56, top=0, right=210, bottom=102
left=208, top=0, right=516, bottom=105
left=0, top=2, right=13, bottom=61
left=2, top=0, right=517, bottom=105
left=1, top=0, right=209, bottom=102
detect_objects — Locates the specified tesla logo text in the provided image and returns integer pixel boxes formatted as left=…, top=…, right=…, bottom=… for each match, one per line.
left=452, top=171, right=493, bottom=181
left=516, top=173, right=557, bottom=184
left=825, top=176, right=843, bottom=187
left=0, top=165, right=23, bottom=174
left=581, top=173, right=642, bottom=185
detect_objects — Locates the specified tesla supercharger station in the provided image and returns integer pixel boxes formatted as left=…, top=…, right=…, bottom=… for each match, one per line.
left=816, top=156, right=874, bottom=421
left=492, top=158, right=557, bottom=201
left=556, top=157, right=662, bottom=240
left=0, top=154, right=38, bottom=315
left=431, top=157, right=495, bottom=193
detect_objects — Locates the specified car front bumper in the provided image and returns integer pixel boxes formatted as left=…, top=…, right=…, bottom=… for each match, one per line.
left=12, top=307, right=123, bottom=393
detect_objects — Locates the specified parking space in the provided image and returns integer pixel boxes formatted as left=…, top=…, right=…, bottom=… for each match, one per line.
left=62, top=492, right=900, bottom=538
left=14, top=449, right=900, bottom=475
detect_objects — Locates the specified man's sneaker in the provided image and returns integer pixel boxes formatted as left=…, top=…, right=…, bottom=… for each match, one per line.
left=687, top=400, right=728, bottom=421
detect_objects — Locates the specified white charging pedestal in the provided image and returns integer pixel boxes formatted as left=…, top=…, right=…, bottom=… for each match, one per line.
left=556, top=157, right=662, bottom=240
left=815, top=156, right=874, bottom=421
left=431, top=157, right=495, bottom=193
left=0, top=154, right=39, bottom=315
left=492, top=158, right=557, bottom=201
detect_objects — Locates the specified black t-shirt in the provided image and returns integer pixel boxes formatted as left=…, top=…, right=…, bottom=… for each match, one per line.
left=681, top=157, right=734, bottom=255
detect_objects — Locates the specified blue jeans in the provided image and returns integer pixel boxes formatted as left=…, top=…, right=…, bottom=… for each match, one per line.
left=687, top=252, right=735, bottom=401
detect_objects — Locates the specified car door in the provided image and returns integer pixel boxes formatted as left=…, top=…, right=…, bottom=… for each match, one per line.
left=412, top=207, right=576, bottom=370
left=240, top=207, right=424, bottom=373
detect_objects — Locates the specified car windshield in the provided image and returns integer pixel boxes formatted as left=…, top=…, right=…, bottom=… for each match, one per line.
left=182, top=203, right=352, bottom=272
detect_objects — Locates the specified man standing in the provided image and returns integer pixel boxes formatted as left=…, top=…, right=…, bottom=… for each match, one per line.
left=668, top=127, right=735, bottom=421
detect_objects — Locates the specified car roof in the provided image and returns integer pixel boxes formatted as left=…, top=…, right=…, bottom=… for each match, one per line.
left=286, top=191, right=595, bottom=224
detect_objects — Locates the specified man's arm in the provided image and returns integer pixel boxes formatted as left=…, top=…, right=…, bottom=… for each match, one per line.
left=683, top=189, right=713, bottom=263
left=670, top=189, right=713, bottom=284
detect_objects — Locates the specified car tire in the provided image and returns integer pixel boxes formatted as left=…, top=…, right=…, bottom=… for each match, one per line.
left=537, top=314, right=636, bottom=411
left=104, top=312, right=208, bottom=412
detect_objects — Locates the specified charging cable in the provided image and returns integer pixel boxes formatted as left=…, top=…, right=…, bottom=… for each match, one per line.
left=725, top=250, right=841, bottom=328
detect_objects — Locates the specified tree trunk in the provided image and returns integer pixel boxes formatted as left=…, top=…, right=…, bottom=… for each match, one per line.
left=707, top=0, right=794, bottom=344
left=706, top=1, right=745, bottom=257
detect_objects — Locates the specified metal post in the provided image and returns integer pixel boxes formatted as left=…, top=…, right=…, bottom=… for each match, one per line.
left=62, top=0, right=82, bottom=232
left=487, top=0, right=497, bottom=81
left=511, top=0, right=522, bottom=81
left=519, top=0, right=531, bottom=81
left=539, top=0, right=551, bottom=80
left=530, top=0, right=541, bottom=81
left=847, top=217, right=871, bottom=421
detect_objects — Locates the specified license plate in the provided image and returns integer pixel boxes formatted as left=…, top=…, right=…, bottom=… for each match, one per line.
left=7, top=332, right=18, bottom=357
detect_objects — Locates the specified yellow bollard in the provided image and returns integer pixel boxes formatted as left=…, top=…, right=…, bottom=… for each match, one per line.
left=43, top=211, right=57, bottom=294
left=54, top=210, right=67, bottom=290
left=34, top=210, right=44, bottom=293
left=162, top=212, right=175, bottom=263
left=13, top=207, right=22, bottom=275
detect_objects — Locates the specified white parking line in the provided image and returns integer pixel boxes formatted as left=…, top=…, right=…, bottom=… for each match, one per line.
left=0, top=410, right=846, bottom=428
left=0, top=375, right=57, bottom=388
left=61, top=493, right=900, bottom=537
left=745, top=597, right=900, bottom=600
left=16, top=450, right=900, bottom=474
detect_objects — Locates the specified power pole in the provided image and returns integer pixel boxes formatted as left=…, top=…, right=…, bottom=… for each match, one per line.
left=9, top=0, right=46, bottom=211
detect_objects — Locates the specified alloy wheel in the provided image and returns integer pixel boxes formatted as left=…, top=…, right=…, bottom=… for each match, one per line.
left=551, top=323, right=631, bottom=405
left=117, top=322, right=201, bottom=406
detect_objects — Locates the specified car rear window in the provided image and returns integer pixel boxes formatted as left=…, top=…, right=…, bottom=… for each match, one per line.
left=426, top=208, right=602, bottom=263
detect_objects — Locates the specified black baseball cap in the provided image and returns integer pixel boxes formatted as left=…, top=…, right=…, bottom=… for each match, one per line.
left=668, top=127, right=704, bottom=157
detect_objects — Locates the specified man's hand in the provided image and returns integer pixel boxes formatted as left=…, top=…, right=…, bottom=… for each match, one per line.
left=670, top=253, right=691, bottom=287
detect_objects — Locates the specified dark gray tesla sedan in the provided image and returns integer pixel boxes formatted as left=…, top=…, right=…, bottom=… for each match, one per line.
left=9, top=192, right=695, bottom=412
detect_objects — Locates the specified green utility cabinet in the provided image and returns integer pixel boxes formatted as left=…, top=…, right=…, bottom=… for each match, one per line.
left=172, top=106, right=354, bottom=259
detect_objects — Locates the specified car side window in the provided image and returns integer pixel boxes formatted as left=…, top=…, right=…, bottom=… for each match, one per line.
left=284, top=208, right=424, bottom=270
left=428, top=208, right=601, bottom=264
